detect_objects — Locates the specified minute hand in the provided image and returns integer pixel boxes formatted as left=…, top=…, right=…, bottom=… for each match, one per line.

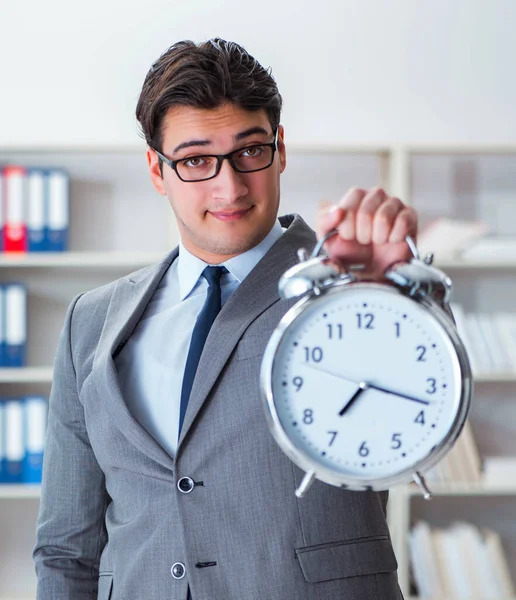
left=366, top=384, right=430, bottom=406
left=302, top=363, right=431, bottom=406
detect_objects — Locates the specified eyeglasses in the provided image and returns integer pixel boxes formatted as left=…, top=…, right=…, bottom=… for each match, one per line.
left=152, top=129, right=278, bottom=182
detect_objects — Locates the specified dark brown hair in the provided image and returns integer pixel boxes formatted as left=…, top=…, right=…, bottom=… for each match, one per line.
left=135, top=38, right=283, bottom=154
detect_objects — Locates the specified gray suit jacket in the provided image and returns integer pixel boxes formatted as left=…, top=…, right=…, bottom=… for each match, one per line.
left=33, top=214, right=402, bottom=600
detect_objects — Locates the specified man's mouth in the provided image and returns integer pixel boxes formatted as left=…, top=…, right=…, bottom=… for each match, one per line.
left=209, top=207, right=253, bottom=221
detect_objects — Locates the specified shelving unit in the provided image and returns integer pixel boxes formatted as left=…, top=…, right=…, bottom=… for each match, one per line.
left=1, top=144, right=515, bottom=599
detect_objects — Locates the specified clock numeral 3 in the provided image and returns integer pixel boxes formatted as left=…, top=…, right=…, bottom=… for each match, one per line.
left=426, top=378, right=437, bottom=394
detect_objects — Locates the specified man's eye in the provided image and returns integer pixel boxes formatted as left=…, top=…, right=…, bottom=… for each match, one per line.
left=184, top=157, right=207, bottom=168
left=241, top=146, right=264, bottom=158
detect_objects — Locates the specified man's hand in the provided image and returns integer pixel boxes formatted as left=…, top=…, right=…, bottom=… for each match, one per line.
left=315, top=187, right=418, bottom=280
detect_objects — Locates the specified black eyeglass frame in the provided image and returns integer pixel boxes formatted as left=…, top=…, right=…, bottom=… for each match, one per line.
left=152, top=129, right=278, bottom=183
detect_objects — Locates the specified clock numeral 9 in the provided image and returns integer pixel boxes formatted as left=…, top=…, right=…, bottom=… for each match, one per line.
left=357, top=313, right=375, bottom=330
left=303, top=409, right=314, bottom=425
left=293, top=376, right=303, bottom=391
left=391, top=433, right=402, bottom=449
left=304, top=347, right=323, bottom=363
left=359, top=441, right=370, bottom=457
left=426, top=378, right=437, bottom=394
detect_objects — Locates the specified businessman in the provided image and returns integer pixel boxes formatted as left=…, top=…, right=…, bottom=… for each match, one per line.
left=34, top=38, right=417, bottom=600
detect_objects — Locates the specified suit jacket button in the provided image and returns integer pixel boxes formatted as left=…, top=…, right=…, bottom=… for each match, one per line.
left=171, top=562, right=186, bottom=579
left=177, top=476, right=195, bottom=494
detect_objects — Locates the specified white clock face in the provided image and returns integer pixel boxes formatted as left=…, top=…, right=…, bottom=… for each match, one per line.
left=266, top=284, right=464, bottom=486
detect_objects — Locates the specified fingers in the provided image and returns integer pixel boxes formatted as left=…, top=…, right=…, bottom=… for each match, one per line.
left=340, top=187, right=417, bottom=245
left=389, top=207, right=418, bottom=243
left=317, top=187, right=418, bottom=247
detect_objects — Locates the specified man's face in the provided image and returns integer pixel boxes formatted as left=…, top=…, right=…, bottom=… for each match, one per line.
left=147, top=103, right=286, bottom=263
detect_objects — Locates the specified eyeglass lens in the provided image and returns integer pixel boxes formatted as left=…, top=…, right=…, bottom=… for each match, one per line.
left=176, top=145, right=274, bottom=181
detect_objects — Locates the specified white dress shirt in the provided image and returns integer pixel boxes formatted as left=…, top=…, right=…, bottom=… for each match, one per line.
left=115, top=220, right=284, bottom=458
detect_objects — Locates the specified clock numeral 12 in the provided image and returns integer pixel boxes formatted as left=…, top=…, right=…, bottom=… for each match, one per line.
left=357, top=313, right=375, bottom=329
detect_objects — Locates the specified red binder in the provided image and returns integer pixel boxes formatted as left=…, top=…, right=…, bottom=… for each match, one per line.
left=2, top=165, right=27, bottom=252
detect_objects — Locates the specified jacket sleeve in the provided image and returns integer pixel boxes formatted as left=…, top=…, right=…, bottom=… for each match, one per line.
left=33, top=294, right=109, bottom=600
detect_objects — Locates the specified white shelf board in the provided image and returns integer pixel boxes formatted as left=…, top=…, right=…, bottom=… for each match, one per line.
left=407, top=482, right=516, bottom=497
left=0, top=252, right=165, bottom=268
left=473, top=372, right=516, bottom=383
left=436, top=258, right=516, bottom=270
left=0, top=367, right=53, bottom=383
left=0, top=485, right=40, bottom=499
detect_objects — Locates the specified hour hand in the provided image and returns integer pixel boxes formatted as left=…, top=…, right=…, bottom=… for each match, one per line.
left=338, top=382, right=369, bottom=416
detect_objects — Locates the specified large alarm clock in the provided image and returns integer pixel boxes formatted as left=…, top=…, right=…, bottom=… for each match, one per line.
left=260, top=232, right=473, bottom=500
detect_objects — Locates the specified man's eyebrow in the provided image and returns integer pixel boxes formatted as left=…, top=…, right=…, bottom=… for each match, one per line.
left=173, top=139, right=211, bottom=154
left=234, top=126, right=271, bottom=141
left=172, top=127, right=271, bottom=155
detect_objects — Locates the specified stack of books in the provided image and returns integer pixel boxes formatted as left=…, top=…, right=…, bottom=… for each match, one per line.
left=0, top=396, right=47, bottom=484
left=0, top=283, right=27, bottom=367
left=423, top=420, right=483, bottom=485
left=451, top=303, right=516, bottom=375
left=409, top=520, right=515, bottom=599
left=0, top=165, right=69, bottom=252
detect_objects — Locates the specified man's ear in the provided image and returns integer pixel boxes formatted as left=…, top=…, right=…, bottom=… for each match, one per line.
left=277, top=124, right=287, bottom=173
left=147, top=148, right=168, bottom=196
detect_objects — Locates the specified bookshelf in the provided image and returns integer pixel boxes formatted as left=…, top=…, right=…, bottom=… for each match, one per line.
left=1, top=144, right=516, bottom=599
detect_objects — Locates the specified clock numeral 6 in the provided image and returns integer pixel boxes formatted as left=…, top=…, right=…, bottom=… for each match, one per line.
left=304, top=347, right=323, bottom=363
left=359, top=441, right=370, bottom=457
left=303, top=409, right=314, bottom=425
left=391, top=433, right=402, bottom=449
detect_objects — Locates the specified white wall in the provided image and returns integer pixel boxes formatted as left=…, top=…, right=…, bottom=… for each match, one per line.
left=1, top=0, right=515, bottom=147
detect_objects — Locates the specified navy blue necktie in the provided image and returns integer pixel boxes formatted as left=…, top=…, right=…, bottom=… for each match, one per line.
left=178, top=265, right=227, bottom=437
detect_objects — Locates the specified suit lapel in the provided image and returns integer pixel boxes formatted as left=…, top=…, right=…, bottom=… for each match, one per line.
left=92, top=248, right=179, bottom=470
left=178, top=214, right=316, bottom=448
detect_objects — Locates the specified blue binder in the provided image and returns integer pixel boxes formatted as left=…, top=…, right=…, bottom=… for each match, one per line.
left=0, top=286, right=5, bottom=367
left=3, top=398, right=23, bottom=483
left=0, top=167, right=4, bottom=253
left=27, top=168, right=47, bottom=252
left=45, top=169, right=69, bottom=252
left=22, top=396, right=47, bottom=484
left=0, top=400, right=5, bottom=483
left=3, top=283, right=27, bottom=367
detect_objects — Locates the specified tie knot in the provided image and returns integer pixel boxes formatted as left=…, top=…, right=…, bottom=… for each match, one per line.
left=202, top=265, right=228, bottom=288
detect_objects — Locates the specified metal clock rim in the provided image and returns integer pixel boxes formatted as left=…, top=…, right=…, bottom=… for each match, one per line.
left=260, top=280, right=473, bottom=492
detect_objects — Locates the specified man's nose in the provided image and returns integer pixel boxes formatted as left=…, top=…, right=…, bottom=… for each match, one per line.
left=211, top=157, right=249, bottom=201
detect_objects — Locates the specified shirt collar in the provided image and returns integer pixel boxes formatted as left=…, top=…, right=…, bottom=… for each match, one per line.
left=177, top=219, right=285, bottom=301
